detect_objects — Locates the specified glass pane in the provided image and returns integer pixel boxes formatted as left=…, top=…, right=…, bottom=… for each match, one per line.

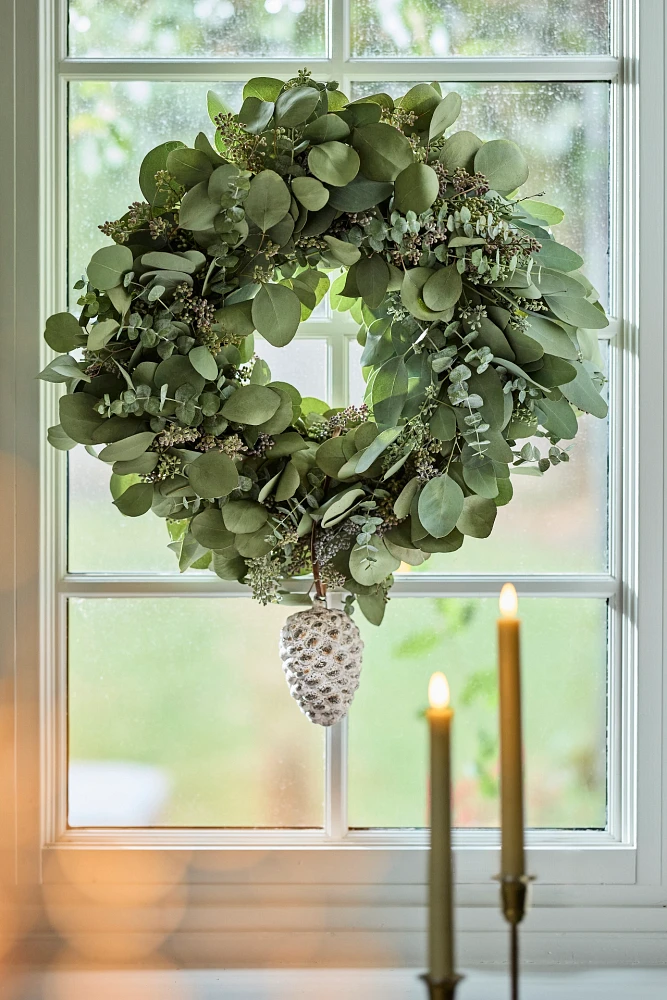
left=351, top=1, right=609, bottom=58
left=257, top=336, right=330, bottom=399
left=69, top=447, right=176, bottom=573
left=350, top=82, right=610, bottom=307
left=69, top=0, right=327, bottom=58
left=348, top=598, right=607, bottom=830
left=68, top=599, right=324, bottom=827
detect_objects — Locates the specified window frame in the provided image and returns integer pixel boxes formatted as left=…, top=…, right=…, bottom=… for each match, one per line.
left=4, top=0, right=667, bottom=965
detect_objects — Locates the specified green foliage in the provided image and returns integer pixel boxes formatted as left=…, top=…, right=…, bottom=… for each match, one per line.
left=46, top=72, right=609, bottom=622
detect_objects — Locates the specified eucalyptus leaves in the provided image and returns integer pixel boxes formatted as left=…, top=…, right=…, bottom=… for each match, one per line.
left=42, top=71, right=608, bottom=625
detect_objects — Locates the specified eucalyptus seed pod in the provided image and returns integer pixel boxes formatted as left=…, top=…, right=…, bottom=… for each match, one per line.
left=279, top=603, right=364, bottom=726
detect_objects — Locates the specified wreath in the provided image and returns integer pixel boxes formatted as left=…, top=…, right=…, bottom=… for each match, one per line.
left=42, top=70, right=609, bottom=631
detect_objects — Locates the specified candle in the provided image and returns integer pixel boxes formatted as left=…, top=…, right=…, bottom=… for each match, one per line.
left=498, top=583, right=525, bottom=879
left=426, top=671, right=455, bottom=981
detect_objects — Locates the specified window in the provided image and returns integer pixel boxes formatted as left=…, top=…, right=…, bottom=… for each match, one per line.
left=58, top=1, right=619, bottom=846
left=1, top=0, right=662, bottom=971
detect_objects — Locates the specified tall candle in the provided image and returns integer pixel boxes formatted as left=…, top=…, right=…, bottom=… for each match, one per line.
left=426, top=672, right=455, bottom=981
left=498, top=583, right=525, bottom=879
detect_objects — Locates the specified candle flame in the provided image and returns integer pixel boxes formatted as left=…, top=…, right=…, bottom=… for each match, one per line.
left=499, top=582, right=518, bottom=618
left=428, top=672, right=450, bottom=710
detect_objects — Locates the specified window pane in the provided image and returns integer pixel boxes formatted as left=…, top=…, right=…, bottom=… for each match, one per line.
left=350, top=81, right=610, bottom=306
left=348, top=598, right=607, bottom=830
left=69, top=0, right=328, bottom=58
left=351, top=1, right=609, bottom=58
left=68, top=599, right=324, bottom=827
left=257, top=336, right=330, bottom=400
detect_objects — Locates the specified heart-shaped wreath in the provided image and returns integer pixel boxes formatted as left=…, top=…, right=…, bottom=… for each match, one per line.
left=42, top=70, right=609, bottom=628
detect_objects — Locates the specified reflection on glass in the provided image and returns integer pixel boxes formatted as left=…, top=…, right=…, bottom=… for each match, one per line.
left=351, top=0, right=609, bottom=58
left=68, top=599, right=324, bottom=827
left=256, top=336, right=329, bottom=400
left=351, top=82, right=610, bottom=306
left=348, top=598, right=607, bottom=830
left=69, top=0, right=327, bottom=58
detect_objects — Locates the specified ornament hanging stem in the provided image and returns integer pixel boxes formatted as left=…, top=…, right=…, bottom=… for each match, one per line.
left=310, top=425, right=342, bottom=602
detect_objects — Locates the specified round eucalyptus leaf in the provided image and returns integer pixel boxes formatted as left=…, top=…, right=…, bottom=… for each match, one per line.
left=243, top=76, right=283, bottom=102
left=422, top=264, right=462, bottom=312
left=251, top=283, right=301, bottom=347
left=308, top=142, right=360, bottom=187
left=274, top=85, right=320, bottom=127
left=47, top=424, right=77, bottom=451
left=429, top=405, right=456, bottom=441
left=418, top=474, right=464, bottom=538
left=255, top=387, right=294, bottom=435
left=238, top=96, right=275, bottom=134
left=292, top=176, right=330, bottom=211
left=401, top=267, right=450, bottom=321
left=393, top=163, right=440, bottom=215
left=322, top=235, right=361, bottom=267
left=393, top=477, right=420, bottom=520
left=113, top=452, right=160, bottom=476
left=113, top=482, right=154, bottom=517
left=221, top=384, right=281, bottom=425
left=44, top=311, right=83, bottom=353
left=188, top=345, right=218, bottom=381
left=316, top=437, right=347, bottom=478
left=235, top=527, right=275, bottom=559
left=222, top=500, right=268, bottom=534
left=327, top=175, right=393, bottom=212
left=349, top=538, right=400, bottom=586
left=59, top=393, right=104, bottom=445
left=274, top=460, right=301, bottom=501
left=244, top=170, right=291, bottom=231
left=352, top=123, right=414, bottom=182
left=356, top=255, right=390, bottom=309
left=474, top=139, right=529, bottom=196
left=139, top=140, right=186, bottom=207
left=87, top=245, right=133, bottom=291
left=212, top=552, right=247, bottom=581
left=543, top=294, right=609, bottom=330
left=140, top=251, right=198, bottom=274
left=456, top=495, right=497, bottom=538
left=438, top=130, right=483, bottom=173
left=303, top=114, right=351, bottom=143
left=187, top=451, right=239, bottom=498
left=179, top=181, right=220, bottom=231
left=98, top=432, right=156, bottom=464
left=532, top=241, right=584, bottom=272
left=429, top=92, right=462, bottom=141
left=154, top=356, right=206, bottom=396
left=166, top=147, right=213, bottom=188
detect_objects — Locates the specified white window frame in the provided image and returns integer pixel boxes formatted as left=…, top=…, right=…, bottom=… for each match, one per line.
left=3, top=0, right=667, bottom=967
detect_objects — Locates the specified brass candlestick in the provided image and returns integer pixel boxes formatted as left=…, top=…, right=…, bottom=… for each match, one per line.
left=496, top=874, right=534, bottom=1000
left=420, top=973, right=464, bottom=999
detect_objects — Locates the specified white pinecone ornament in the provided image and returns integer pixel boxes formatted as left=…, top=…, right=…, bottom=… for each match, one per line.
left=279, top=603, right=364, bottom=726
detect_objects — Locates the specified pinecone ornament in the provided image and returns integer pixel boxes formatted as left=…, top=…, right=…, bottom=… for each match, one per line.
left=279, top=603, right=364, bottom=726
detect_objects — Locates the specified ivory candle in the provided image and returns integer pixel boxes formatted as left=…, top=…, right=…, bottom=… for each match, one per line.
left=426, top=672, right=455, bottom=981
left=498, top=583, right=525, bottom=879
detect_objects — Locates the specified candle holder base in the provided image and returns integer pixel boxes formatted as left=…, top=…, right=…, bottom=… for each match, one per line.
left=420, top=973, right=464, bottom=998
left=494, top=873, right=534, bottom=925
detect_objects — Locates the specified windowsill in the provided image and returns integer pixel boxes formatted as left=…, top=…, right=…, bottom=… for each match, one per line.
left=17, top=968, right=667, bottom=999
